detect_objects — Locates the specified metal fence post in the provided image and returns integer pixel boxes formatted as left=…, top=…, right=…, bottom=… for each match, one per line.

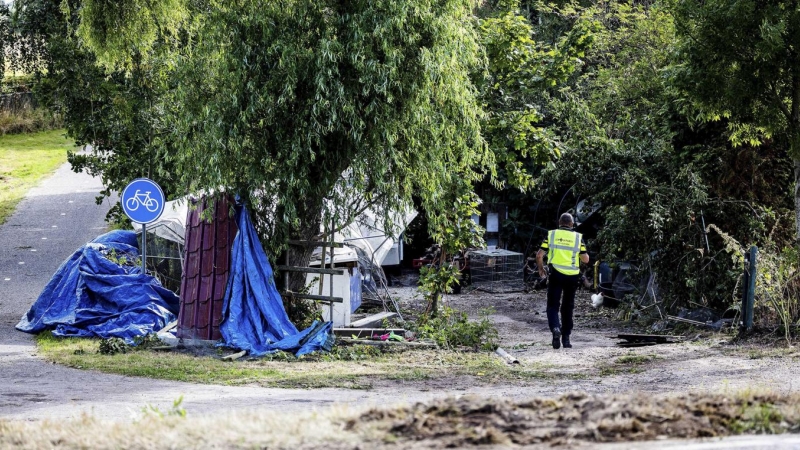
left=741, top=246, right=757, bottom=332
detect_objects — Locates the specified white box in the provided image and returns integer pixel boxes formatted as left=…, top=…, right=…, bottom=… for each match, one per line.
left=305, top=267, right=361, bottom=327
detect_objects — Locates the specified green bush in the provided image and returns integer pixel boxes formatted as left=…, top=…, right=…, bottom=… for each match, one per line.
left=99, top=334, right=162, bottom=355
left=0, top=108, right=62, bottom=135
left=413, top=306, right=498, bottom=351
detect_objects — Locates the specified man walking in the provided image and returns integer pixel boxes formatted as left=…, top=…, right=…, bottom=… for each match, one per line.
left=536, top=213, right=589, bottom=349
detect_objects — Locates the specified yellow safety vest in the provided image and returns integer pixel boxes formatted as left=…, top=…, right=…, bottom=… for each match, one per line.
left=547, top=229, right=583, bottom=275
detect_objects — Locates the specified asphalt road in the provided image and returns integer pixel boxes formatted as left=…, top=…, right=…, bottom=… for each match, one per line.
left=1, top=161, right=111, bottom=345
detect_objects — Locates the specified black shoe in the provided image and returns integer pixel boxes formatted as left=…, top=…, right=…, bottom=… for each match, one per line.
left=562, top=335, right=572, bottom=348
left=552, top=327, right=561, bottom=349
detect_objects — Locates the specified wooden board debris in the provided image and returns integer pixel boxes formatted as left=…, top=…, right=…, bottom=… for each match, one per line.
left=349, top=312, right=398, bottom=328
left=612, top=333, right=680, bottom=347
left=221, top=350, right=247, bottom=361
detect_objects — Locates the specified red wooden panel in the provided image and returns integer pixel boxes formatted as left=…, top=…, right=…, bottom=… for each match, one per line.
left=200, top=240, right=216, bottom=277
left=178, top=195, right=238, bottom=341
left=213, top=272, right=228, bottom=301
left=186, top=202, right=203, bottom=251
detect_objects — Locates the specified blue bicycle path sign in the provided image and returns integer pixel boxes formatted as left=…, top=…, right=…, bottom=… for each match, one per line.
left=121, top=178, right=165, bottom=224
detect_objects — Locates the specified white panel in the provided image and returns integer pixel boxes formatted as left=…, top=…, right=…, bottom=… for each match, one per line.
left=306, top=269, right=360, bottom=327
left=486, top=212, right=500, bottom=232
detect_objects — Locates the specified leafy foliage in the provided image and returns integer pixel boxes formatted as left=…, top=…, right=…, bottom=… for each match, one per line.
left=10, top=0, right=181, bottom=225
left=534, top=2, right=793, bottom=313
left=98, top=334, right=162, bottom=354
left=72, top=0, right=187, bottom=68
left=671, top=0, right=800, bottom=240
left=98, top=337, right=129, bottom=355
left=413, top=306, right=498, bottom=351
left=163, top=0, right=492, bottom=263
left=477, top=2, right=595, bottom=189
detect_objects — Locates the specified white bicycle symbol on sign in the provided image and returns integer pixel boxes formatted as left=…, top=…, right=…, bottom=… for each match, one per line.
left=125, top=190, right=160, bottom=213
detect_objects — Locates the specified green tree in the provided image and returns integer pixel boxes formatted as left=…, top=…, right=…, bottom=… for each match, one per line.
left=72, top=0, right=493, bottom=297
left=9, top=0, right=180, bottom=223
left=671, top=0, right=800, bottom=241
left=538, top=1, right=794, bottom=313
left=475, top=1, right=596, bottom=193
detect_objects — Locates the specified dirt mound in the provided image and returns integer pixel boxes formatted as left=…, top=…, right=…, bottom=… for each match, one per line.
left=350, top=392, right=800, bottom=448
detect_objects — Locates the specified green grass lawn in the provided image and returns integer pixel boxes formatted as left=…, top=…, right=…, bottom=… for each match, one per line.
left=0, top=129, right=73, bottom=224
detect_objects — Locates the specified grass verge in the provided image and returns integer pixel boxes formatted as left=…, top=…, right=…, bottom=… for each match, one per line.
left=0, top=129, right=73, bottom=224
left=35, top=332, right=551, bottom=389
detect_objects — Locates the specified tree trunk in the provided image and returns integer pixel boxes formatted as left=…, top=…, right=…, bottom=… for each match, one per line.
left=286, top=216, right=323, bottom=294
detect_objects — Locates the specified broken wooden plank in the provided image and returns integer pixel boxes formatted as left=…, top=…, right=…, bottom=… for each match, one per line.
left=612, top=333, right=680, bottom=347
left=333, top=328, right=406, bottom=338
left=349, top=312, right=398, bottom=329
left=617, top=342, right=659, bottom=348
left=337, top=337, right=437, bottom=348
left=221, top=350, right=247, bottom=361
left=277, top=265, right=345, bottom=276
left=495, top=347, right=520, bottom=364
left=615, top=333, right=675, bottom=343
left=157, top=320, right=178, bottom=334
left=281, top=291, right=344, bottom=303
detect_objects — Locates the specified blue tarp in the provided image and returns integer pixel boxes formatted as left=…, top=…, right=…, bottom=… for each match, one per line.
left=219, top=206, right=333, bottom=356
left=16, top=230, right=179, bottom=343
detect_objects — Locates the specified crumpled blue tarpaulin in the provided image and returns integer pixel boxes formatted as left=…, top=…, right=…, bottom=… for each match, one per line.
left=16, top=230, right=179, bottom=343
left=219, top=206, right=333, bottom=356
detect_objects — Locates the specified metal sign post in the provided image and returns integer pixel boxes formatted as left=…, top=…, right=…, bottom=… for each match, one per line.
left=120, top=178, right=165, bottom=274
left=142, top=223, right=147, bottom=273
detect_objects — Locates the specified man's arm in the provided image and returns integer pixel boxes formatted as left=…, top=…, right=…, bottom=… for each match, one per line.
left=580, top=253, right=589, bottom=264
left=536, top=249, right=547, bottom=277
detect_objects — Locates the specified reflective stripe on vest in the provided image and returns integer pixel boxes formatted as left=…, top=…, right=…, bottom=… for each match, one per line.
left=547, top=229, right=582, bottom=275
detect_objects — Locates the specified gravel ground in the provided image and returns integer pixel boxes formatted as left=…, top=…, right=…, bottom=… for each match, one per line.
left=426, top=287, right=800, bottom=399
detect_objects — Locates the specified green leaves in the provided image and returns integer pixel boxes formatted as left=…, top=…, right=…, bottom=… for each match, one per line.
left=161, top=0, right=491, bottom=256
left=671, top=0, right=800, bottom=155
left=477, top=2, right=593, bottom=192
left=74, top=0, right=187, bottom=69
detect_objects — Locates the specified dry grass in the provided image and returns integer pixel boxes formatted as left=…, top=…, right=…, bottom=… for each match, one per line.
left=0, top=108, right=62, bottom=135
left=2, top=391, right=799, bottom=449
left=0, top=407, right=361, bottom=450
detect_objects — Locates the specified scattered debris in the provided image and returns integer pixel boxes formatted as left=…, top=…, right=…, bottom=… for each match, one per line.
left=337, top=337, right=437, bottom=348
left=332, top=328, right=407, bottom=338
left=349, top=392, right=800, bottom=448
left=221, top=350, right=247, bottom=361
left=158, top=320, right=178, bottom=333
left=612, top=333, right=680, bottom=347
left=494, top=347, right=520, bottom=364
left=667, top=314, right=732, bottom=331
left=349, top=312, right=398, bottom=328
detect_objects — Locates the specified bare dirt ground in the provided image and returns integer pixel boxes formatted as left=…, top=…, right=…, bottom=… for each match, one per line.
left=398, top=286, right=800, bottom=399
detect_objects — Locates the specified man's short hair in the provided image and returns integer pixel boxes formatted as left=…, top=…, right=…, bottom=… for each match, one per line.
left=559, top=213, right=574, bottom=227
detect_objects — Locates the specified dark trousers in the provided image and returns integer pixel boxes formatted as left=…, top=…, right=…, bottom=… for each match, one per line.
left=547, top=268, right=579, bottom=336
